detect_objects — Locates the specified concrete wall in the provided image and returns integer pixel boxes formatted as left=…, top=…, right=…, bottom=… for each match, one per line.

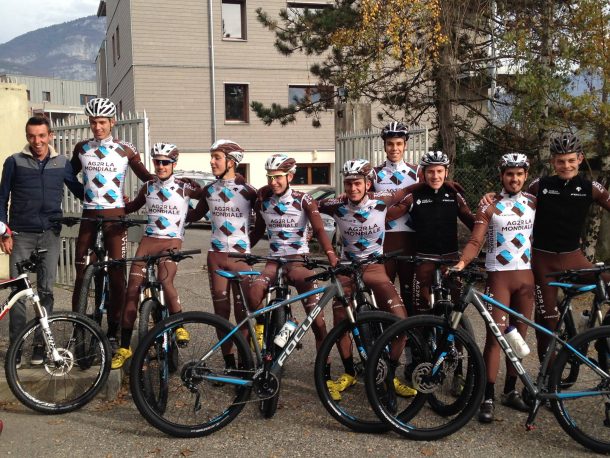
left=0, top=83, right=29, bottom=276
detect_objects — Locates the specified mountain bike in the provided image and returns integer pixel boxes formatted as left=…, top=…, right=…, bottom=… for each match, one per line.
left=2, top=250, right=111, bottom=413
left=129, top=257, right=399, bottom=437
left=365, top=265, right=610, bottom=453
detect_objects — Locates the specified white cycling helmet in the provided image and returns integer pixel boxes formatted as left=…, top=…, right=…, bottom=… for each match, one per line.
left=152, top=143, right=179, bottom=162
left=341, top=159, right=373, bottom=180
left=265, top=154, right=297, bottom=173
left=381, top=121, right=409, bottom=140
left=84, top=97, right=116, bottom=118
left=420, top=151, right=450, bottom=167
left=210, top=139, right=244, bottom=164
left=499, top=153, right=529, bottom=171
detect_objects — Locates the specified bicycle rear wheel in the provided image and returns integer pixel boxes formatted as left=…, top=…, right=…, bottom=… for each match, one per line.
left=5, top=312, right=111, bottom=414
left=365, top=315, right=485, bottom=440
left=314, top=311, right=401, bottom=433
left=76, top=265, right=109, bottom=368
left=549, top=325, right=610, bottom=453
left=259, top=302, right=287, bottom=419
left=130, top=311, right=253, bottom=437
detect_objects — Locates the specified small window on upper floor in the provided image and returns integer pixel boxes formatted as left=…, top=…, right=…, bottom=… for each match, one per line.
left=42, top=91, right=51, bottom=102
left=26, top=90, right=31, bottom=101
left=286, top=2, right=330, bottom=20
left=225, top=83, right=249, bottom=122
left=288, top=84, right=335, bottom=107
left=80, top=94, right=96, bottom=105
left=115, top=25, right=121, bottom=60
left=222, top=0, right=246, bottom=40
left=112, top=34, right=116, bottom=66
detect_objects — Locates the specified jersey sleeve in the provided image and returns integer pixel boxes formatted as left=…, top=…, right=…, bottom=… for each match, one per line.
left=386, top=191, right=413, bottom=221
left=122, top=141, right=153, bottom=182
left=527, top=178, right=540, bottom=196
left=124, top=183, right=147, bottom=214
left=303, top=195, right=334, bottom=254
left=460, top=201, right=493, bottom=265
left=249, top=198, right=267, bottom=248
left=455, top=184, right=475, bottom=231
left=70, top=141, right=86, bottom=174
left=185, top=184, right=211, bottom=222
left=592, top=181, right=610, bottom=211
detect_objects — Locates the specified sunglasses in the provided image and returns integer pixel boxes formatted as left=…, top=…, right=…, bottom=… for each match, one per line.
left=153, top=159, right=174, bottom=166
left=266, top=173, right=289, bottom=181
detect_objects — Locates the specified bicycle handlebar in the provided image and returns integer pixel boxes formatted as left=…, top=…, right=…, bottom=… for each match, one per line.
left=15, top=249, right=49, bottom=275
left=545, top=263, right=610, bottom=279
left=92, top=248, right=201, bottom=268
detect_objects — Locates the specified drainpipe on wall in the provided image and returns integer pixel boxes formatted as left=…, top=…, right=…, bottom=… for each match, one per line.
left=208, top=0, right=217, bottom=143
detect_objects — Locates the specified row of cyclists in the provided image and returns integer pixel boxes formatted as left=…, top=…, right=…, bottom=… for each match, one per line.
left=3, top=97, right=610, bottom=426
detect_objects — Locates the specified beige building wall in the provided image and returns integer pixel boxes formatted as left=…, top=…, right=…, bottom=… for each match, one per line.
left=0, top=83, right=29, bottom=276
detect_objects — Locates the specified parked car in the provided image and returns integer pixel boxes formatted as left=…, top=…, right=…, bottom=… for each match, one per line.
left=308, top=185, right=337, bottom=246
left=174, top=170, right=216, bottom=226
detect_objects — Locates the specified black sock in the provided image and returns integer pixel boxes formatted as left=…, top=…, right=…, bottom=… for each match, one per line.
left=107, top=321, right=119, bottom=339
left=324, top=363, right=331, bottom=381
left=224, top=354, right=236, bottom=369
left=504, top=376, right=517, bottom=394
left=484, top=382, right=495, bottom=401
left=342, top=357, right=356, bottom=377
left=120, top=328, right=133, bottom=349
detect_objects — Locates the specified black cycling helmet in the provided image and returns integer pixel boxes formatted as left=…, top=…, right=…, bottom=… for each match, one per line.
left=550, top=133, right=583, bottom=155
left=381, top=121, right=409, bottom=141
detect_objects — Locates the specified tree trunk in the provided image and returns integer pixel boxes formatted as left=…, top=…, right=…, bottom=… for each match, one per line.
left=435, top=42, right=457, bottom=166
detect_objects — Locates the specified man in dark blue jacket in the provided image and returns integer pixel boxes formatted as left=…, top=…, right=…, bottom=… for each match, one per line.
left=0, top=116, right=83, bottom=366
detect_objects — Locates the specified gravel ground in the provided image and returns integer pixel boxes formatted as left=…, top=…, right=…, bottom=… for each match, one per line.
left=0, top=227, right=600, bottom=457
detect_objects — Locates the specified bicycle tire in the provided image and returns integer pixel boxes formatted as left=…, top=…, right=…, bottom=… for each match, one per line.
left=548, top=325, right=610, bottom=454
left=314, top=310, right=401, bottom=433
left=130, top=311, right=254, bottom=437
left=5, top=312, right=111, bottom=414
left=365, top=315, right=485, bottom=440
left=76, top=265, right=108, bottom=369
left=141, top=298, right=179, bottom=371
left=555, top=310, right=580, bottom=387
left=426, top=315, right=477, bottom=417
left=259, top=302, right=287, bottom=418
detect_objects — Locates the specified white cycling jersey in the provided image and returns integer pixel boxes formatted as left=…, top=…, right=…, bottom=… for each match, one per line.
left=373, top=159, right=419, bottom=232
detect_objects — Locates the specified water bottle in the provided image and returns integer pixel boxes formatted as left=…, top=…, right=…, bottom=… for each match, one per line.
left=577, top=310, right=591, bottom=333
left=504, top=326, right=530, bottom=359
left=274, top=320, right=297, bottom=348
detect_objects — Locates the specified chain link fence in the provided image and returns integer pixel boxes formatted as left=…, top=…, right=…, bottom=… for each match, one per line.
left=453, top=165, right=498, bottom=211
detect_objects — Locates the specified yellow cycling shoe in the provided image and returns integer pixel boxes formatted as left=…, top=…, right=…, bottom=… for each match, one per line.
left=175, top=327, right=190, bottom=345
left=394, top=377, right=417, bottom=397
left=111, top=347, right=132, bottom=370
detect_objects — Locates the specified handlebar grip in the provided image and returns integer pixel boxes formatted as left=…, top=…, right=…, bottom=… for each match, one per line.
left=228, top=253, right=249, bottom=259
left=175, top=249, right=201, bottom=257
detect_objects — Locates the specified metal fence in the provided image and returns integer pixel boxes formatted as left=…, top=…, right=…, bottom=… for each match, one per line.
left=335, top=127, right=429, bottom=193
left=52, top=112, right=150, bottom=286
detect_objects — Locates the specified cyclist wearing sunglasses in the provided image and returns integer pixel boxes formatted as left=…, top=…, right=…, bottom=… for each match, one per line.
left=247, top=154, right=338, bottom=352
left=372, top=122, right=421, bottom=313
left=187, top=140, right=257, bottom=372
left=112, top=143, right=199, bottom=368
left=70, top=98, right=153, bottom=347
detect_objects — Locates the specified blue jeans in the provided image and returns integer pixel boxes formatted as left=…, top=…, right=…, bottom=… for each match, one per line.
left=8, top=229, right=61, bottom=343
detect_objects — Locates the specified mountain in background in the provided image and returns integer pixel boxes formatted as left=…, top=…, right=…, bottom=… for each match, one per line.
left=0, top=16, right=104, bottom=81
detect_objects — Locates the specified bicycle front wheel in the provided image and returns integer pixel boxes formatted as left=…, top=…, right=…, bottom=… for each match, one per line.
left=365, top=315, right=485, bottom=441
left=130, top=311, right=254, bottom=438
left=549, top=325, right=610, bottom=454
left=314, top=310, right=401, bottom=433
left=5, top=312, right=111, bottom=414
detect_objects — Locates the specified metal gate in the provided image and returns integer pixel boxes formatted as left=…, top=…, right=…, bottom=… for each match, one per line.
left=52, top=113, right=150, bottom=286
left=335, top=126, right=428, bottom=192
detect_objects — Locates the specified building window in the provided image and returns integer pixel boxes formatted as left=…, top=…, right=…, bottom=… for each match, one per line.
left=225, top=83, right=249, bottom=122
left=42, top=91, right=51, bottom=102
left=112, top=34, right=116, bottom=66
left=287, top=2, right=329, bottom=20
left=288, top=85, right=334, bottom=106
left=222, top=0, right=246, bottom=39
left=115, top=26, right=121, bottom=60
left=80, top=94, right=96, bottom=105
left=293, top=163, right=331, bottom=185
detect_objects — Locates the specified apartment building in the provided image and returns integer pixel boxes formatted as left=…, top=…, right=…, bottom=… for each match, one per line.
left=95, top=0, right=336, bottom=189
left=0, top=74, right=97, bottom=124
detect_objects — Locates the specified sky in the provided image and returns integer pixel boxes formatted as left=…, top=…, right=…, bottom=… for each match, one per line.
left=0, top=0, right=100, bottom=45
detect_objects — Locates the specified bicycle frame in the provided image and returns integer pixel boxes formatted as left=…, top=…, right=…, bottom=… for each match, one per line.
left=448, top=283, right=610, bottom=403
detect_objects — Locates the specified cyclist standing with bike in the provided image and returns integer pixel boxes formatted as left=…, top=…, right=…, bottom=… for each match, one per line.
left=454, top=153, right=536, bottom=422
left=70, top=98, right=153, bottom=348
left=0, top=116, right=83, bottom=366
left=110, top=143, right=198, bottom=368
left=187, top=139, right=257, bottom=372
left=318, top=159, right=413, bottom=400
left=247, top=154, right=338, bottom=351
left=372, top=122, right=421, bottom=312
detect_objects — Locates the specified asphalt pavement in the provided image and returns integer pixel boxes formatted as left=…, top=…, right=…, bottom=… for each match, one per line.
left=0, top=227, right=596, bottom=457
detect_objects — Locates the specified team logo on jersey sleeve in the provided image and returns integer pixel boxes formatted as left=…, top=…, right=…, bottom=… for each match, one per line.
left=104, top=190, right=119, bottom=204
left=496, top=250, right=513, bottom=265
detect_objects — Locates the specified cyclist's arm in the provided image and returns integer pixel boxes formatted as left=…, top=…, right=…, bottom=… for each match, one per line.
left=386, top=191, right=413, bottom=221
left=185, top=185, right=211, bottom=223
left=63, top=160, right=84, bottom=200
left=125, top=183, right=146, bottom=214
left=0, top=156, right=15, bottom=224
left=459, top=201, right=493, bottom=267
left=527, top=178, right=539, bottom=196
left=303, top=195, right=337, bottom=265
left=70, top=142, right=84, bottom=175
left=125, top=143, right=154, bottom=182
left=592, top=181, right=610, bottom=211
left=454, top=184, right=475, bottom=231
left=249, top=199, right=266, bottom=248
